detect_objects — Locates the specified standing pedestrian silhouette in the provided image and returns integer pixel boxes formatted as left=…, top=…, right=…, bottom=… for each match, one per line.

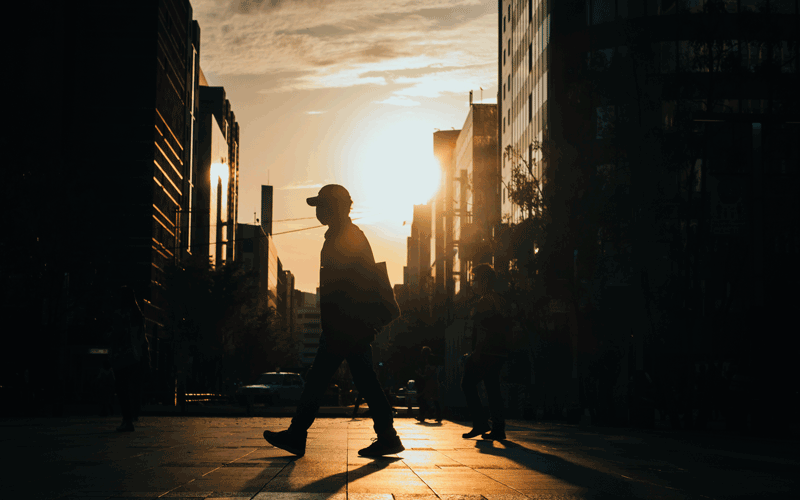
left=108, top=286, right=149, bottom=432
left=416, top=346, right=442, bottom=423
left=461, top=264, right=511, bottom=440
left=264, top=184, right=404, bottom=457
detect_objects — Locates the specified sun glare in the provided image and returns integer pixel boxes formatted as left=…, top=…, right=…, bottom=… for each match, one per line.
left=350, top=126, right=441, bottom=232
left=211, top=162, right=230, bottom=187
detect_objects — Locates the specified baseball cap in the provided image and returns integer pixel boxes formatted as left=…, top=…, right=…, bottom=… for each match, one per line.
left=306, top=184, right=352, bottom=207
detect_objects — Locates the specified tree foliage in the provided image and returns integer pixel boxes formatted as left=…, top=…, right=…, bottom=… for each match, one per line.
left=163, top=256, right=300, bottom=390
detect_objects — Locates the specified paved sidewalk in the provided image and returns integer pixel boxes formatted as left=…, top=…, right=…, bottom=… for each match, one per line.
left=2, top=416, right=798, bottom=500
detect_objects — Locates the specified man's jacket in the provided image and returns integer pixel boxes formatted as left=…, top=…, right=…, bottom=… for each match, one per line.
left=319, top=219, right=380, bottom=349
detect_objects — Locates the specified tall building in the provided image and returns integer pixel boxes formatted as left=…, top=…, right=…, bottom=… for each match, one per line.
left=279, top=269, right=296, bottom=337
left=499, top=0, right=550, bottom=225
left=235, top=224, right=279, bottom=311
left=453, top=103, right=500, bottom=291
left=261, top=185, right=274, bottom=236
left=193, top=78, right=240, bottom=269
left=43, top=0, right=204, bottom=406
left=404, top=203, right=433, bottom=314
left=500, top=0, right=799, bottom=424
left=294, top=291, right=321, bottom=367
left=432, top=130, right=461, bottom=318
left=431, top=103, right=500, bottom=308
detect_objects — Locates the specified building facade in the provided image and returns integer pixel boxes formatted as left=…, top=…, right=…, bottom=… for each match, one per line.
left=404, top=203, right=433, bottom=314
left=294, top=291, right=321, bottom=367
left=193, top=80, right=240, bottom=269
left=499, top=0, right=799, bottom=425
left=235, top=223, right=279, bottom=311
left=42, top=0, right=204, bottom=407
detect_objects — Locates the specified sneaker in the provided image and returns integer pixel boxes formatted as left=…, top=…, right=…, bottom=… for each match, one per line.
left=481, top=429, right=506, bottom=441
left=263, top=429, right=306, bottom=457
left=358, top=434, right=404, bottom=457
left=462, top=423, right=490, bottom=438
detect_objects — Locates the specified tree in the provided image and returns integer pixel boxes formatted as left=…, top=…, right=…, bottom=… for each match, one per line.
left=163, top=256, right=298, bottom=392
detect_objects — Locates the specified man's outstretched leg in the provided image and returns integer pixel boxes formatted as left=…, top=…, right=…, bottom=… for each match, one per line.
left=347, top=344, right=404, bottom=457
left=263, top=336, right=342, bottom=456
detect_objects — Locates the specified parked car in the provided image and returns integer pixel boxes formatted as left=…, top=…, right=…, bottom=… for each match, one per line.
left=235, top=372, right=304, bottom=406
left=395, top=380, right=417, bottom=407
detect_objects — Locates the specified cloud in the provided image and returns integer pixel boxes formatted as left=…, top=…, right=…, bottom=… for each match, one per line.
left=192, top=0, right=497, bottom=97
left=305, top=110, right=325, bottom=115
left=278, top=181, right=326, bottom=190
left=376, top=95, right=420, bottom=107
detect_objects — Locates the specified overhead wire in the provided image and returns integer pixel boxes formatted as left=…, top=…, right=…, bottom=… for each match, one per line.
left=158, top=217, right=363, bottom=252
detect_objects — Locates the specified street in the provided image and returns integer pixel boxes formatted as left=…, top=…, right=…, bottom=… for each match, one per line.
left=2, top=416, right=797, bottom=499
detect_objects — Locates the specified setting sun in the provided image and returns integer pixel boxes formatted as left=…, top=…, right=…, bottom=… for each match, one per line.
left=345, top=114, right=442, bottom=231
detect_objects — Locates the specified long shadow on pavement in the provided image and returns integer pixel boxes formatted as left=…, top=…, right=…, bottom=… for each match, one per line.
left=473, top=436, right=641, bottom=499
left=240, top=455, right=402, bottom=494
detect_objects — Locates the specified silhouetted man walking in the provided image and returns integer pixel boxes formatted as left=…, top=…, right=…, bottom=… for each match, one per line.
left=264, top=184, right=404, bottom=457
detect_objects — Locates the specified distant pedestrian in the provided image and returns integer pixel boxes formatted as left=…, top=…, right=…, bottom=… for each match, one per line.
left=263, top=184, right=404, bottom=457
left=415, top=346, right=441, bottom=423
left=108, top=286, right=149, bottom=432
left=95, top=358, right=115, bottom=417
left=461, top=264, right=511, bottom=441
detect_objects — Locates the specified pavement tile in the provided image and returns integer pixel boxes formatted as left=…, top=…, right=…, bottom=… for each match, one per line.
left=5, top=416, right=797, bottom=499
left=414, top=469, right=523, bottom=496
left=346, top=470, right=435, bottom=495
left=251, top=494, right=346, bottom=500
left=160, top=493, right=215, bottom=498
left=476, top=469, right=579, bottom=490
left=390, top=495, right=439, bottom=500
left=345, top=495, right=393, bottom=500
left=260, top=474, right=347, bottom=493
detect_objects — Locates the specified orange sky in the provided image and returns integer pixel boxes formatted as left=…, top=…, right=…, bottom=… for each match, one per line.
left=193, top=0, right=498, bottom=294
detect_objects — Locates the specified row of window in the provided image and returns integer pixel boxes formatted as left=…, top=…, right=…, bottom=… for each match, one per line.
left=594, top=98, right=797, bottom=141
left=588, top=40, right=798, bottom=74
left=588, top=0, right=797, bottom=24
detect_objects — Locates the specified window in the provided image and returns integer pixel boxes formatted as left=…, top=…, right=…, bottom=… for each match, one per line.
left=660, top=0, right=677, bottom=14
left=660, top=41, right=677, bottom=73
left=768, top=124, right=799, bottom=176
left=596, top=105, right=615, bottom=138
left=777, top=41, right=798, bottom=73
left=592, top=0, right=614, bottom=24
left=508, top=74, right=511, bottom=94
left=503, top=16, right=506, bottom=33
left=683, top=0, right=704, bottom=13
left=529, top=93, right=533, bottom=123
left=739, top=0, right=762, bottom=12
left=771, top=0, right=797, bottom=14
left=647, top=0, right=677, bottom=15
left=529, top=43, right=533, bottom=72
left=742, top=40, right=764, bottom=72
left=618, top=0, right=629, bottom=17
left=662, top=101, right=677, bottom=131
left=529, top=0, right=533, bottom=23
